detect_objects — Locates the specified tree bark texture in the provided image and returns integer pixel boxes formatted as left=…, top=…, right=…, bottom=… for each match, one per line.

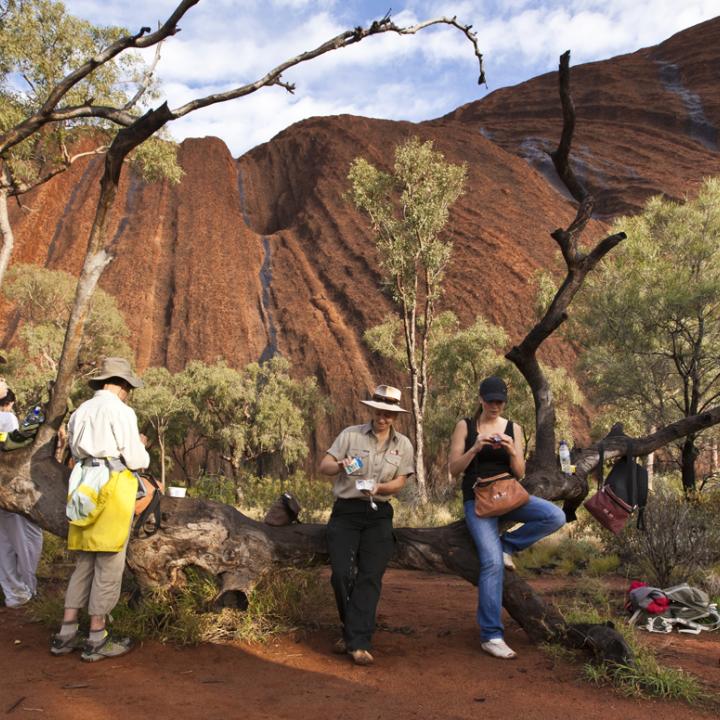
left=0, top=176, right=15, bottom=290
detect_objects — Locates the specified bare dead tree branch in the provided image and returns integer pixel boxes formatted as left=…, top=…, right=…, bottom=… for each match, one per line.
left=574, top=404, right=720, bottom=478
left=5, top=146, right=109, bottom=197
left=170, top=16, right=484, bottom=118
left=506, top=51, right=627, bottom=470
left=0, top=0, right=199, bottom=155
left=122, top=31, right=165, bottom=112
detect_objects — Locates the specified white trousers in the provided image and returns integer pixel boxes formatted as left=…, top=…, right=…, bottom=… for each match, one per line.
left=0, top=509, right=43, bottom=607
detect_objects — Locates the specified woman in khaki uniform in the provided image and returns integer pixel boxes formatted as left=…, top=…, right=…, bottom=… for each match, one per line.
left=318, top=385, right=414, bottom=666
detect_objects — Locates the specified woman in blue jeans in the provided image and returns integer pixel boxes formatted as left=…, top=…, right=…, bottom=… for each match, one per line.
left=449, top=376, right=565, bottom=659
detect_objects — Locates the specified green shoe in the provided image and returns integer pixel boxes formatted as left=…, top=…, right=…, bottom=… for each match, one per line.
left=80, top=634, right=133, bottom=663
left=50, top=632, right=85, bottom=656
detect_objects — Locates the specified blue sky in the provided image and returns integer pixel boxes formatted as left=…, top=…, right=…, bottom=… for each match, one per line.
left=62, top=0, right=720, bottom=156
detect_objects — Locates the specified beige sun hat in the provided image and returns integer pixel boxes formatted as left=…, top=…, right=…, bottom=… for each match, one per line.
left=88, top=357, right=143, bottom=390
left=360, top=385, right=409, bottom=413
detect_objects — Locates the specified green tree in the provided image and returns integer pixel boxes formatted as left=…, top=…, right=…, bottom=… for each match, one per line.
left=573, top=177, right=720, bottom=491
left=1, top=262, right=131, bottom=404
left=132, top=366, right=194, bottom=488
left=180, top=357, right=321, bottom=489
left=349, top=137, right=466, bottom=502
left=242, top=357, right=323, bottom=477
left=0, top=0, right=182, bottom=290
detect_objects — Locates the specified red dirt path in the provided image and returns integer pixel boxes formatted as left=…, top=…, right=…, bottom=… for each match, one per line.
left=1, top=570, right=718, bottom=720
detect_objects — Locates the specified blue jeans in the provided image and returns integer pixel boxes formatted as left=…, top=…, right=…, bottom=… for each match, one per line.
left=463, top=496, right=565, bottom=641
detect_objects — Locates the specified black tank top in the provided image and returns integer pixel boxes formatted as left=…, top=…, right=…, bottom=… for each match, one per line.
left=461, top=417, right=514, bottom=503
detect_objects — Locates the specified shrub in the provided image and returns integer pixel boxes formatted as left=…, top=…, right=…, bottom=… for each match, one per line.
left=393, top=496, right=463, bottom=527
left=185, top=471, right=335, bottom=524
left=30, top=564, right=333, bottom=646
left=187, top=472, right=237, bottom=506
left=515, top=536, right=601, bottom=576
left=587, top=554, right=621, bottom=576
left=604, top=483, right=720, bottom=586
left=240, top=471, right=333, bottom=524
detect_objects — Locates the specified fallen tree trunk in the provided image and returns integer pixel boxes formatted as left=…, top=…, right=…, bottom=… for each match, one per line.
left=1, top=445, right=633, bottom=664
left=9, top=401, right=718, bottom=662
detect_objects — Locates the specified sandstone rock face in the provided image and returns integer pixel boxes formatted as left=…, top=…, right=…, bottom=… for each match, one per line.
left=3, top=19, right=719, bottom=452
left=445, top=17, right=720, bottom=218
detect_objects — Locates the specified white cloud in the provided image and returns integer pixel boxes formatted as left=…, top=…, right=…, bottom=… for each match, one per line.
left=58, top=0, right=720, bottom=156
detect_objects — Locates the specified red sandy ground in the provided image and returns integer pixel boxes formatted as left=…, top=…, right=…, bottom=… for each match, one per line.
left=1, top=570, right=718, bottom=720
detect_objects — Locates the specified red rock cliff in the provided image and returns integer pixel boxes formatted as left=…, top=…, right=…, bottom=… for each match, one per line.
left=3, top=18, right=719, bottom=451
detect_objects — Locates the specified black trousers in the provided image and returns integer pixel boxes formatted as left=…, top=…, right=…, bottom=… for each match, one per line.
left=326, top=498, right=395, bottom=651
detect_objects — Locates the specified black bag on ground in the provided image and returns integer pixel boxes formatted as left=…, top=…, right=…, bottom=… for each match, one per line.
left=584, top=433, right=648, bottom=533
left=264, top=492, right=301, bottom=526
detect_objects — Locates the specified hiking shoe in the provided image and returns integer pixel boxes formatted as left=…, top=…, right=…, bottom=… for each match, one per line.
left=333, top=638, right=347, bottom=654
left=50, top=632, right=85, bottom=656
left=502, top=552, right=516, bottom=571
left=349, top=649, right=374, bottom=666
left=80, top=635, right=133, bottom=662
left=481, top=638, right=517, bottom=659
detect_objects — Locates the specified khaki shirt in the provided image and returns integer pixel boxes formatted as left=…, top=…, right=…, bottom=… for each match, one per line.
left=326, top=422, right=415, bottom=502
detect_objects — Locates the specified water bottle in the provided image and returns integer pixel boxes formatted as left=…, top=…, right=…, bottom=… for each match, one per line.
left=22, top=405, right=44, bottom=429
left=559, top=440, right=572, bottom=474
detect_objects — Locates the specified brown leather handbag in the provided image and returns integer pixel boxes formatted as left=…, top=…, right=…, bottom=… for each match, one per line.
left=583, top=485, right=632, bottom=535
left=473, top=472, right=529, bottom=518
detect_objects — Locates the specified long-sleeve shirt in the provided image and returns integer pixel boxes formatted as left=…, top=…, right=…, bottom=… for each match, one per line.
left=68, top=390, right=149, bottom=470
left=0, top=411, right=18, bottom=433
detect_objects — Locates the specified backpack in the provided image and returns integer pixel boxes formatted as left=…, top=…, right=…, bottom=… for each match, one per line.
left=0, top=407, right=43, bottom=451
left=628, top=583, right=720, bottom=634
left=584, top=437, right=648, bottom=534
left=133, top=472, right=164, bottom=537
left=263, top=492, right=301, bottom=526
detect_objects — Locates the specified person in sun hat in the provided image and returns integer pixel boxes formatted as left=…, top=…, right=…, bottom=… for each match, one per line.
left=51, top=357, right=149, bottom=662
left=318, top=384, right=415, bottom=666
left=448, top=376, right=565, bottom=660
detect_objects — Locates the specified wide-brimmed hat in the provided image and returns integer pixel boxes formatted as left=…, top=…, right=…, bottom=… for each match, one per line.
left=88, top=357, right=143, bottom=390
left=360, top=385, right=409, bottom=413
left=479, top=376, right=508, bottom=402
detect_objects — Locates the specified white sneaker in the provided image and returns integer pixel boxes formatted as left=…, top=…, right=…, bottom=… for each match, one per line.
left=481, top=638, right=517, bottom=659
left=502, top=552, right=515, bottom=571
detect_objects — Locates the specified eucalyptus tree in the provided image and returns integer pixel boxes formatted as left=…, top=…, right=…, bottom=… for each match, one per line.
left=349, top=137, right=467, bottom=502
left=1, top=262, right=130, bottom=404
left=132, top=366, right=194, bottom=488
left=180, top=357, right=321, bottom=483
left=573, top=178, right=720, bottom=491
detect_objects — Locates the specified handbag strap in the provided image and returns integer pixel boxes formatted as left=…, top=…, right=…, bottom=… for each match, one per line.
left=473, top=472, right=514, bottom=488
left=597, top=442, right=605, bottom=490
left=626, top=440, right=646, bottom=530
left=464, top=417, right=476, bottom=452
